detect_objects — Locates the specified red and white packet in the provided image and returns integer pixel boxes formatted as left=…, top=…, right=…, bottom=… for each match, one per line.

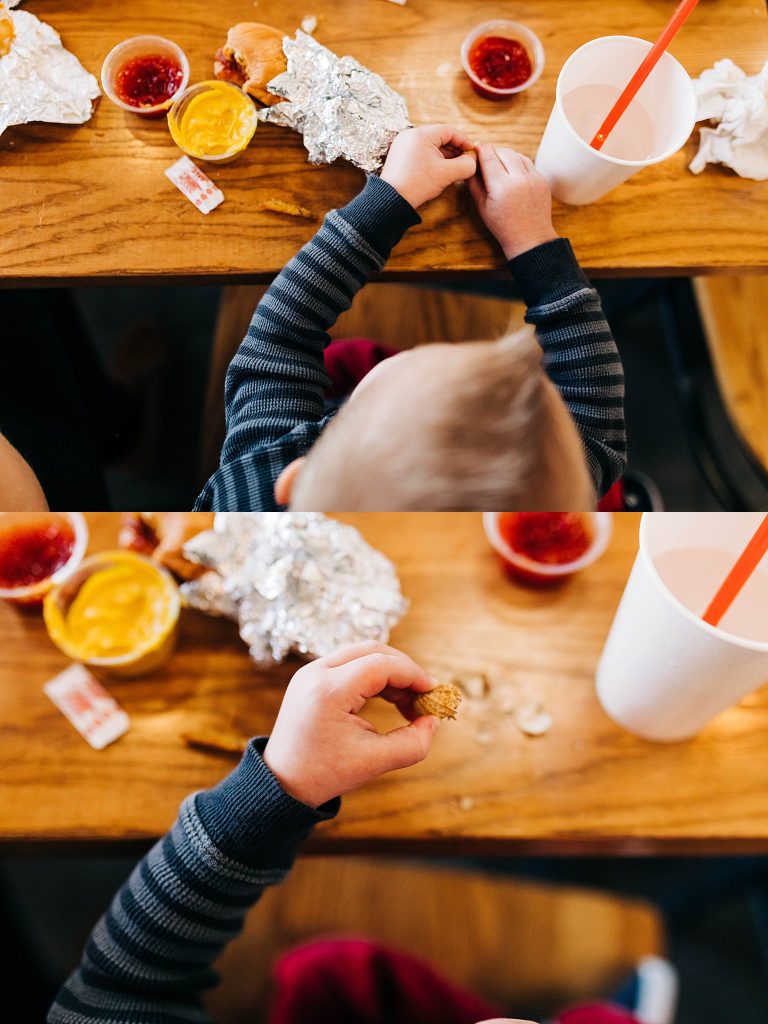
left=165, top=155, right=225, bottom=214
left=44, top=664, right=130, bottom=750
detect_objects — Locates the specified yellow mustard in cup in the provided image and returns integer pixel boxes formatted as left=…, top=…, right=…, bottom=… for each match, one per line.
left=168, top=80, right=258, bottom=162
left=44, top=550, right=181, bottom=678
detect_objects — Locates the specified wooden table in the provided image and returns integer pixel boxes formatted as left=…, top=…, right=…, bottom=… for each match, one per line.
left=2, top=512, right=768, bottom=856
left=1, top=1, right=767, bottom=284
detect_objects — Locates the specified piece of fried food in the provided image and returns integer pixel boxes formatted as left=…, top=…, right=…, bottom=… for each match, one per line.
left=413, top=684, right=463, bottom=721
left=0, top=2, right=15, bottom=58
left=214, top=22, right=287, bottom=106
left=182, top=727, right=249, bottom=757
left=253, top=198, right=316, bottom=220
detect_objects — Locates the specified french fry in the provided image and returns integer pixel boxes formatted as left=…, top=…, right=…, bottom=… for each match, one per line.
left=182, top=727, right=249, bottom=757
left=254, top=198, right=317, bottom=220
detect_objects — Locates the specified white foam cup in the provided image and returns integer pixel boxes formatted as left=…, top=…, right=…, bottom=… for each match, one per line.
left=596, top=513, right=768, bottom=742
left=535, top=36, right=697, bottom=205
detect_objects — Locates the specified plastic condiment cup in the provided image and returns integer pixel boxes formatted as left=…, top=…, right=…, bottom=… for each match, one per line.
left=597, top=513, right=768, bottom=742
left=483, top=512, right=613, bottom=585
left=461, top=20, right=545, bottom=99
left=0, top=512, right=89, bottom=607
left=44, top=550, right=181, bottom=679
left=101, top=35, right=190, bottom=117
left=535, top=36, right=697, bottom=205
left=168, top=80, right=259, bottom=163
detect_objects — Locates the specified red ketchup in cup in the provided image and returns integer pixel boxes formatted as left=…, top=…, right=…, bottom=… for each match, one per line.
left=483, top=512, right=612, bottom=585
left=101, top=36, right=190, bottom=118
left=461, top=20, right=544, bottom=100
left=0, top=513, right=87, bottom=606
left=115, top=55, right=184, bottom=112
left=469, top=36, right=532, bottom=95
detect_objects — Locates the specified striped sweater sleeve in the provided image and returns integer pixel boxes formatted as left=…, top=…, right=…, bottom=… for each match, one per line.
left=48, top=741, right=339, bottom=1024
left=193, top=176, right=420, bottom=512
left=508, top=239, right=627, bottom=496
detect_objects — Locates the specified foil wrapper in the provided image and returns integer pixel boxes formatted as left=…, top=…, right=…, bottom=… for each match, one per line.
left=181, top=512, right=408, bottom=665
left=258, top=30, right=411, bottom=173
left=0, top=8, right=100, bottom=138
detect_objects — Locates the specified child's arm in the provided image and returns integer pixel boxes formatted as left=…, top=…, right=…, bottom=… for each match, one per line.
left=469, top=146, right=627, bottom=497
left=195, top=126, right=477, bottom=511
left=48, top=642, right=441, bottom=1024
left=0, top=432, right=48, bottom=512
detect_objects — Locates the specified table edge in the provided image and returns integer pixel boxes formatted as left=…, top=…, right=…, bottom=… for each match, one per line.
left=3, top=834, right=768, bottom=858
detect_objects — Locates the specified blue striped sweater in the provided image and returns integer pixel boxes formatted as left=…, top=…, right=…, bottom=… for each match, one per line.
left=194, top=176, right=626, bottom=511
left=48, top=740, right=339, bottom=1023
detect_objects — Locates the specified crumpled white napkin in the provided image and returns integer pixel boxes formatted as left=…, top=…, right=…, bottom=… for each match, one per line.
left=689, top=58, right=768, bottom=180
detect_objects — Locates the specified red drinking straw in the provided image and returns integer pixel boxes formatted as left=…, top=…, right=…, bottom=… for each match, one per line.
left=590, top=0, right=701, bottom=151
left=702, top=515, right=768, bottom=627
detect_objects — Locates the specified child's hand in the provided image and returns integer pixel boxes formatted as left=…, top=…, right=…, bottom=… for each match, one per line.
left=263, top=641, right=442, bottom=808
left=381, top=124, right=478, bottom=210
left=468, top=144, right=559, bottom=260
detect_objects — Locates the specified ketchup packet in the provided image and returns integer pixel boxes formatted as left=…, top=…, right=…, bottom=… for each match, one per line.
left=44, top=664, right=130, bottom=750
left=165, top=155, right=224, bottom=214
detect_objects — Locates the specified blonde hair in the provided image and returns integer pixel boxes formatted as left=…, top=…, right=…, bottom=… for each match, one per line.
left=290, top=329, right=595, bottom=511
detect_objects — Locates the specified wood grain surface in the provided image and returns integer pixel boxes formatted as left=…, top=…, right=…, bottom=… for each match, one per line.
left=1, top=512, right=768, bottom=854
left=1, top=1, right=767, bottom=284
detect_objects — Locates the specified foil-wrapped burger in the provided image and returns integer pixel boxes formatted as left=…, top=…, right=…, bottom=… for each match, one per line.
left=260, top=30, right=412, bottom=173
left=181, top=512, right=409, bottom=665
left=213, top=22, right=411, bottom=173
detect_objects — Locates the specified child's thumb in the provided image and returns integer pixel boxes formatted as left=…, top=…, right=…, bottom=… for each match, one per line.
left=447, top=151, right=478, bottom=183
left=374, top=716, right=439, bottom=774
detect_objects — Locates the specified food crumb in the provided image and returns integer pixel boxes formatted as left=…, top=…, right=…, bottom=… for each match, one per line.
left=436, top=61, right=453, bottom=78
left=301, top=14, right=318, bottom=34
left=514, top=702, right=553, bottom=738
left=473, top=730, right=493, bottom=747
left=458, top=796, right=475, bottom=812
left=456, top=671, right=490, bottom=700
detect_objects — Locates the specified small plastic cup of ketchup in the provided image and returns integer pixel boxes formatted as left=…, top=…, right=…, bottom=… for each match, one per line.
left=101, top=35, right=190, bottom=117
left=0, top=512, right=89, bottom=607
left=483, top=512, right=612, bottom=585
left=461, top=20, right=545, bottom=100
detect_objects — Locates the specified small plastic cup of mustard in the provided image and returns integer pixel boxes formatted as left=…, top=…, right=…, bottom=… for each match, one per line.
left=43, top=550, right=181, bottom=678
left=168, top=80, right=259, bottom=163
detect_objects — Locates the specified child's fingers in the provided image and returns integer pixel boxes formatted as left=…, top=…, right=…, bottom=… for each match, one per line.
left=466, top=173, right=486, bottom=207
left=330, top=650, right=437, bottom=702
left=424, top=123, right=476, bottom=153
left=476, top=143, right=508, bottom=186
left=496, top=147, right=529, bottom=176
left=372, top=716, right=439, bottom=773
left=319, top=640, right=412, bottom=669
left=444, top=151, right=478, bottom=183
left=379, top=684, right=425, bottom=721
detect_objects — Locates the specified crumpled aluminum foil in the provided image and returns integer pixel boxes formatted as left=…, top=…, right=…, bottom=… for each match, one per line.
left=258, top=30, right=411, bottom=173
left=0, top=7, right=100, bottom=139
left=181, top=512, right=408, bottom=665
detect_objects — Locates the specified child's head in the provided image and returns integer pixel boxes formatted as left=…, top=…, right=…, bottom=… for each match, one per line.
left=277, top=330, right=595, bottom=511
